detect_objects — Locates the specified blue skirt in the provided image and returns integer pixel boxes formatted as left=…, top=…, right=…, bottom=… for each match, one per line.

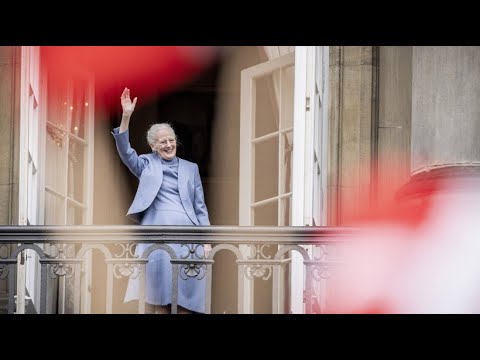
left=124, top=209, right=206, bottom=313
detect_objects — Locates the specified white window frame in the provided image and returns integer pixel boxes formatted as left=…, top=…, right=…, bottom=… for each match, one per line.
left=291, top=46, right=330, bottom=313
left=239, top=51, right=295, bottom=314
left=18, top=46, right=96, bottom=313
left=43, top=71, right=95, bottom=313
left=18, top=46, right=44, bottom=314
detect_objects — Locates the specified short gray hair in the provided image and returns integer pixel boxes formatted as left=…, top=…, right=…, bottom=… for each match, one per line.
left=147, top=123, right=178, bottom=146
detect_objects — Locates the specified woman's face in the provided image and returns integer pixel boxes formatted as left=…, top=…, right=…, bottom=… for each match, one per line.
left=152, top=128, right=177, bottom=160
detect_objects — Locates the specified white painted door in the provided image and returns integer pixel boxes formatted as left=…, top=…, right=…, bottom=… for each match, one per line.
left=311, top=46, right=330, bottom=313
left=239, top=51, right=295, bottom=313
left=239, top=47, right=329, bottom=313
left=290, top=46, right=329, bottom=313
left=43, top=68, right=95, bottom=313
left=18, top=46, right=43, bottom=313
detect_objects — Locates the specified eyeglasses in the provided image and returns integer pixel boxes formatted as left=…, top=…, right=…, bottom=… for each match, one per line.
left=156, top=138, right=176, bottom=147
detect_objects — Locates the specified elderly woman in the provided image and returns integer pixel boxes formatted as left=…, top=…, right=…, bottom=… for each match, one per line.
left=112, top=87, right=210, bottom=314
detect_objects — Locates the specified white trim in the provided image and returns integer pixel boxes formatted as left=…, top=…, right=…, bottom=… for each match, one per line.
left=239, top=71, right=253, bottom=227
left=251, top=192, right=292, bottom=208
left=38, top=55, right=47, bottom=226
left=18, top=47, right=42, bottom=314
left=303, top=47, right=316, bottom=226
left=252, top=127, right=293, bottom=145
left=18, top=47, right=30, bottom=226
left=291, top=47, right=307, bottom=226
left=67, top=197, right=87, bottom=209
left=239, top=62, right=255, bottom=314
left=252, top=131, right=278, bottom=144
left=45, top=186, right=66, bottom=199
left=278, top=68, right=283, bottom=226
left=320, top=47, right=330, bottom=226
left=290, top=47, right=308, bottom=314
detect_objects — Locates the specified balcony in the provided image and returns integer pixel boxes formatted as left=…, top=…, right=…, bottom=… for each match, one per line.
left=0, top=226, right=357, bottom=314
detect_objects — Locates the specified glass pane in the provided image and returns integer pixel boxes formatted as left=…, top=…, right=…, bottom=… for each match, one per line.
left=68, top=138, right=85, bottom=202
left=254, top=71, right=280, bottom=138
left=45, top=132, right=66, bottom=193
left=67, top=203, right=84, bottom=225
left=280, top=196, right=292, bottom=226
left=280, top=131, right=293, bottom=195
left=44, top=192, right=65, bottom=225
left=47, top=76, right=69, bottom=129
left=254, top=201, right=278, bottom=226
left=280, top=65, right=295, bottom=130
left=70, top=78, right=88, bottom=139
left=254, top=136, right=278, bottom=202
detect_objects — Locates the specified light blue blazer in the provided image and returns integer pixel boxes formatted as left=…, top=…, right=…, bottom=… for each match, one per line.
left=112, top=127, right=210, bottom=225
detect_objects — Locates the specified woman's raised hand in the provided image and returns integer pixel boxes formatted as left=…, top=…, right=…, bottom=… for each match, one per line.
left=120, top=87, right=138, bottom=117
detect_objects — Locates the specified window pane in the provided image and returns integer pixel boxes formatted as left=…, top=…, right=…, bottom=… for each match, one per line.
left=68, top=138, right=85, bottom=202
left=280, top=65, right=295, bottom=130
left=254, top=71, right=280, bottom=138
left=47, top=76, right=69, bottom=129
left=70, top=78, right=89, bottom=139
left=45, top=192, right=65, bottom=225
left=67, top=203, right=84, bottom=225
left=45, top=133, right=66, bottom=194
left=253, top=201, right=278, bottom=226
left=280, top=196, right=292, bottom=226
left=254, top=136, right=278, bottom=202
